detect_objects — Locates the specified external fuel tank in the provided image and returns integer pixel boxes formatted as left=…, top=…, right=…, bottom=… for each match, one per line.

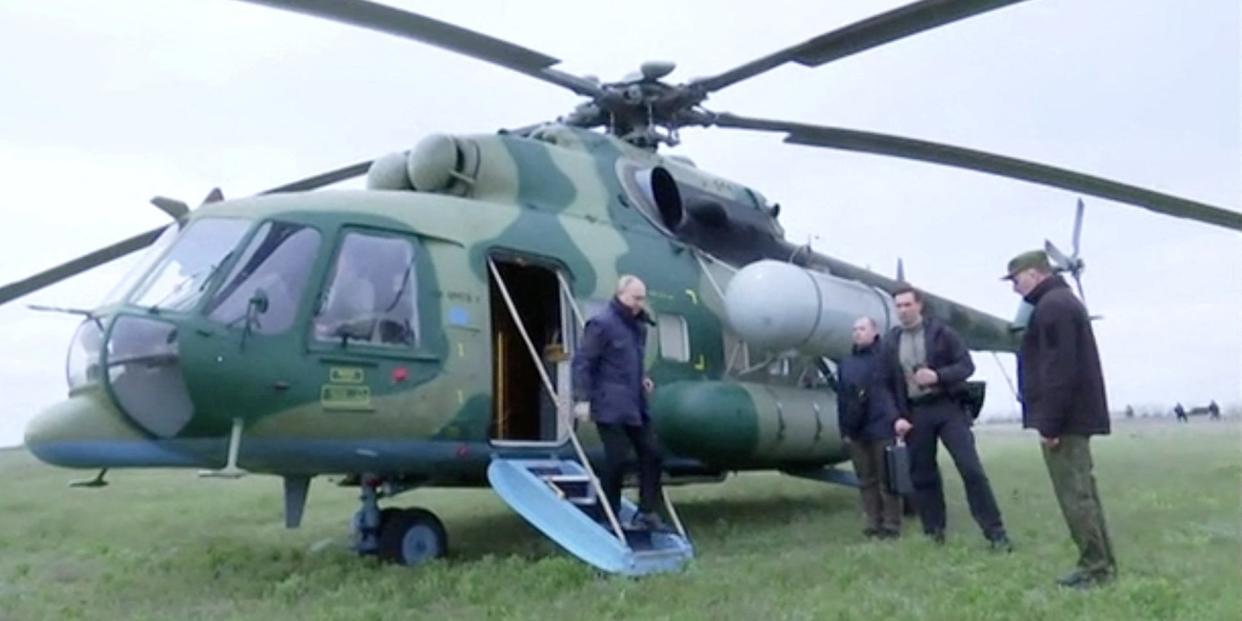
left=651, top=380, right=845, bottom=467
left=724, top=260, right=896, bottom=359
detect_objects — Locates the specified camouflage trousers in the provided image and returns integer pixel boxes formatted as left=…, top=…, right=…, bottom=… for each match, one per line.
left=1042, top=434, right=1116, bottom=577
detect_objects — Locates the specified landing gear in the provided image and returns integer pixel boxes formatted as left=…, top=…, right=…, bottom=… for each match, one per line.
left=378, top=508, right=448, bottom=565
left=351, top=478, right=447, bottom=567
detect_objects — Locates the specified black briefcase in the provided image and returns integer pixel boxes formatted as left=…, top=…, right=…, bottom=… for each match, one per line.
left=885, top=439, right=913, bottom=496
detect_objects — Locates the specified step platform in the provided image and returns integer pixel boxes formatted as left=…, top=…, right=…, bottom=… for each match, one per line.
left=487, top=457, right=693, bottom=576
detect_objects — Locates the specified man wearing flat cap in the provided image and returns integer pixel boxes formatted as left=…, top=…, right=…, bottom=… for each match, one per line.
left=1004, top=249, right=1116, bottom=589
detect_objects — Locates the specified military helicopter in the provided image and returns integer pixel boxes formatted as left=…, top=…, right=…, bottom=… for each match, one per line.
left=4, top=0, right=1239, bottom=575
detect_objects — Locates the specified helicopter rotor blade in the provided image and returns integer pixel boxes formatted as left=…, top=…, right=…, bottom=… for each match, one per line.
left=1072, top=272, right=1088, bottom=306
left=710, top=112, right=1242, bottom=231
left=689, top=0, right=1027, bottom=95
left=1071, top=197, right=1085, bottom=257
left=0, top=159, right=374, bottom=307
left=1043, top=239, right=1072, bottom=270
left=1047, top=235, right=1088, bottom=305
left=236, top=0, right=605, bottom=99
left=0, top=226, right=168, bottom=306
left=259, top=160, right=373, bottom=194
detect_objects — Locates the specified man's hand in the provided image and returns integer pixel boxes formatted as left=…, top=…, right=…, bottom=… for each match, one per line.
left=573, top=402, right=591, bottom=421
left=642, top=377, right=655, bottom=394
left=1040, top=436, right=1060, bottom=449
left=913, top=367, right=939, bottom=387
left=894, top=419, right=913, bottom=437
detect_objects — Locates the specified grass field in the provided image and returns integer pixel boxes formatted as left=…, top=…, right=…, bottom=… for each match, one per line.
left=1, top=420, right=1238, bottom=621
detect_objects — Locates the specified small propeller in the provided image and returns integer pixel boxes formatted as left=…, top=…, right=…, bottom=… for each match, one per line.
left=1044, top=198, right=1088, bottom=304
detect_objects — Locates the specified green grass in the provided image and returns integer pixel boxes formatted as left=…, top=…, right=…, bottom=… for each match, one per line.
left=1, top=420, right=1239, bottom=621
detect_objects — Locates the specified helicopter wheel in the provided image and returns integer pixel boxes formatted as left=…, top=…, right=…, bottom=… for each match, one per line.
left=378, top=508, right=448, bottom=566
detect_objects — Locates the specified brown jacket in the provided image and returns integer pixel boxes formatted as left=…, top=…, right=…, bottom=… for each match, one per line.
left=1018, top=276, right=1110, bottom=437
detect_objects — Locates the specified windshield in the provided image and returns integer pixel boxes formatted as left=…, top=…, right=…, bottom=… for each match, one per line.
left=129, top=218, right=251, bottom=312
left=100, top=224, right=180, bottom=306
left=206, top=221, right=321, bottom=333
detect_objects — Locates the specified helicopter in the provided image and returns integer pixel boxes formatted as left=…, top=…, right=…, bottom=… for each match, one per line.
left=3, top=0, right=1239, bottom=575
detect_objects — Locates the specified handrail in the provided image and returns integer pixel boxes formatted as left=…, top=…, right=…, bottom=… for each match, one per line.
left=488, top=259, right=626, bottom=542
left=660, top=488, right=688, bottom=540
left=692, top=251, right=730, bottom=305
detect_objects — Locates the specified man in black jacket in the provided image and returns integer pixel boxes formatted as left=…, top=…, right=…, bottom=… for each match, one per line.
left=1004, top=250, right=1116, bottom=588
left=887, top=286, right=1011, bottom=550
left=838, top=316, right=903, bottom=539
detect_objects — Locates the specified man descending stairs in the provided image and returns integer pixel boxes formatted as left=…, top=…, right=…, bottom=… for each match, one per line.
left=486, top=264, right=691, bottom=575
left=571, top=275, right=668, bottom=534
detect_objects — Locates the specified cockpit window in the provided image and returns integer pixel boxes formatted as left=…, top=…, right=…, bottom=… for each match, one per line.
left=313, top=231, right=420, bottom=348
left=206, top=221, right=321, bottom=334
left=101, top=224, right=180, bottom=306
left=130, top=218, right=251, bottom=312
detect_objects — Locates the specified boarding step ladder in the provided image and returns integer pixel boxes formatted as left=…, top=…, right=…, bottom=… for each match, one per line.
left=485, top=260, right=693, bottom=576
left=488, top=457, right=693, bottom=576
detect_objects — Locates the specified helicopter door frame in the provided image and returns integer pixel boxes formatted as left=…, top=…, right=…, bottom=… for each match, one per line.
left=486, top=253, right=573, bottom=449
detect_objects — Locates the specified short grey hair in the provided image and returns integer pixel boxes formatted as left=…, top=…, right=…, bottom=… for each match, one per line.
left=616, top=274, right=645, bottom=294
left=855, top=316, right=878, bottom=330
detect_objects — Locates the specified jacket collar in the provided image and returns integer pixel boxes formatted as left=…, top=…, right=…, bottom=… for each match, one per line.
left=1024, top=275, right=1070, bottom=305
left=897, top=315, right=939, bottom=336
left=609, top=297, right=641, bottom=326
left=852, top=335, right=881, bottom=355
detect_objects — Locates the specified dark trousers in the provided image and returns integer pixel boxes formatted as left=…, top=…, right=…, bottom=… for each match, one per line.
left=597, top=421, right=663, bottom=514
left=1043, top=434, right=1116, bottom=577
left=849, top=438, right=902, bottom=531
left=907, top=400, right=1005, bottom=538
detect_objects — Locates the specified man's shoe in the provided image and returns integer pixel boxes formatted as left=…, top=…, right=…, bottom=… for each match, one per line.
left=1056, top=570, right=1089, bottom=589
left=632, top=511, right=669, bottom=531
left=862, top=527, right=881, bottom=539
left=925, top=530, right=945, bottom=545
left=878, top=527, right=901, bottom=540
left=1056, top=569, right=1112, bottom=590
left=1057, top=568, right=1115, bottom=590
left=988, top=533, right=1014, bottom=553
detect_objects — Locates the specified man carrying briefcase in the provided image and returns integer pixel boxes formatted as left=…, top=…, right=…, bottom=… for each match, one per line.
left=886, top=286, right=1012, bottom=551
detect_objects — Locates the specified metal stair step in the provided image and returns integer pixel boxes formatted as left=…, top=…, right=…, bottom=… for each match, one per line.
left=539, top=473, right=591, bottom=483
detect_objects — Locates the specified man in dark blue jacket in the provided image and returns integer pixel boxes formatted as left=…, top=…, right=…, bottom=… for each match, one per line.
left=838, top=316, right=903, bottom=539
left=886, top=286, right=1011, bottom=550
left=572, top=275, right=665, bottom=529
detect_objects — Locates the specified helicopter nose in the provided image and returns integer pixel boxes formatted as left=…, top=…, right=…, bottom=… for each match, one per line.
left=24, top=389, right=199, bottom=468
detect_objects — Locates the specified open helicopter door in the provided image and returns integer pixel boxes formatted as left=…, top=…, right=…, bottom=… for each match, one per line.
left=485, top=257, right=693, bottom=575
left=486, top=256, right=571, bottom=446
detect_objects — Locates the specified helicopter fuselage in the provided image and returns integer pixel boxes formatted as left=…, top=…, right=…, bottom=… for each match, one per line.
left=30, top=126, right=931, bottom=483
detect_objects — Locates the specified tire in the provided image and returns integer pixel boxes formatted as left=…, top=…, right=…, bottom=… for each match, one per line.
left=377, top=508, right=448, bottom=566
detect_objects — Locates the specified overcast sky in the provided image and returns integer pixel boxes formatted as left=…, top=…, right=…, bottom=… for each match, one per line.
left=0, top=0, right=1238, bottom=447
